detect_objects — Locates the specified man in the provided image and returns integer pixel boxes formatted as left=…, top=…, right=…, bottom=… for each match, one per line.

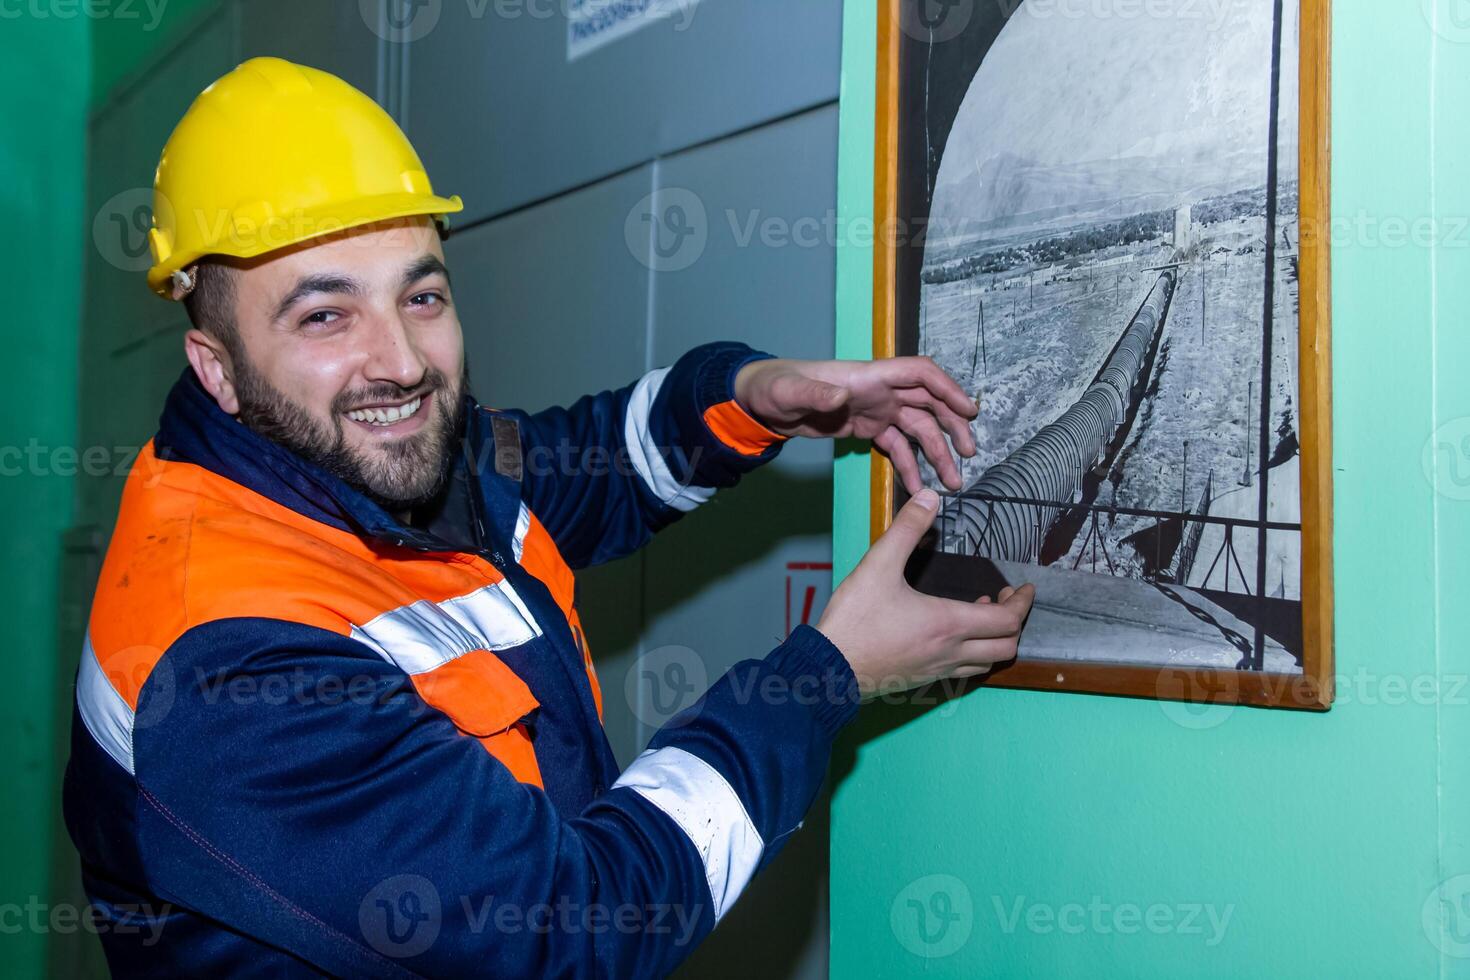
left=65, top=58, right=1034, bottom=977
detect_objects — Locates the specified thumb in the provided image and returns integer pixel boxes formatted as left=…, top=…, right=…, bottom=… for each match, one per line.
left=867, top=489, right=940, bottom=570
left=809, top=379, right=850, bottom=411
left=784, top=374, right=848, bottom=413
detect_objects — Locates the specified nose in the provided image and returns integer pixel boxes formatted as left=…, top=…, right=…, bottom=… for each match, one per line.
left=360, top=312, right=428, bottom=390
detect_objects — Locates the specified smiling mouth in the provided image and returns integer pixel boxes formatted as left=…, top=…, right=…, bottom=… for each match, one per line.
left=345, top=395, right=424, bottom=427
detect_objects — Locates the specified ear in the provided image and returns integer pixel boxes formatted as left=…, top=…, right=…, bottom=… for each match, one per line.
left=184, top=329, right=240, bottom=416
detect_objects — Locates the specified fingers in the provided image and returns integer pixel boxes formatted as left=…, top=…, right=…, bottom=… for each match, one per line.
left=957, top=637, right=1017, bottom=664
left=898, top=407, right=961, bottom=490
left=951, top=582, right=1036, bottom=639
left=896, top=388, right=978, bottom=457
left=866, top=487, right=939, bottom=569
left=893, top=357, right=980, bottom=420
left=873, top=425, right=923, bottom=495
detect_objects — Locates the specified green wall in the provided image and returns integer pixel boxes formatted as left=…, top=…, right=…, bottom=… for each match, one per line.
left=830, top=1, right=1470, bottom=977
left=0, top=5, right=220, bottom=976
left=90, top=0, right=220, bottom=106
left=0, top=13, right=89, bottom=980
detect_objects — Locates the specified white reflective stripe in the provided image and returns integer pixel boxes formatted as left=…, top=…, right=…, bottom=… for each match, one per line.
left=350, top=581, right=542, bottom=675
left=511, top=502, right=532, bottom=562
left=613, top=746, right=763, bottom=922
left=624, top=367, right=715, bottom=513
left=76, top=634, right=135, bottom=775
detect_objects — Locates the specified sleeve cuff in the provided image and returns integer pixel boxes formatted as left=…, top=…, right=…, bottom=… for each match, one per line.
left=765, top=624, right=861, bottom=741
left=654, top=343, right=788, bottom=491
left=697, top=346, right=788, bottom=457
left=701, top=399, right=786, bottom=457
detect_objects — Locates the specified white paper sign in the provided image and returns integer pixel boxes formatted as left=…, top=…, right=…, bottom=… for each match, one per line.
left=566, top=0, right=703, bottom=61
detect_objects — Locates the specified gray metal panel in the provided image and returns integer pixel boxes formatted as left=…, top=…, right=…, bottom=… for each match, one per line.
left=77, top=323, right=190, bottom=528
left=237, top=0, right=380, bottom=95
left=405, top=0, right=843, bottom=223
left=80, top=9, right=236, bottom=527
left=444, top=164, right=657, bottom=767
left=641, top=106, right=838, bottom=980
left=642, top=103, right=838, bottom=690
left=82, top=9, right=237, bottom=353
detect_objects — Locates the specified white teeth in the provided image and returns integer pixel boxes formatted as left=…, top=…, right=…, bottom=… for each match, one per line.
left=348, top=396, right=421, bottom=426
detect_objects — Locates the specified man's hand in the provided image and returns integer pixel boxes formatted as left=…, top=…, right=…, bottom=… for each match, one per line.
left=817, top=489, right=1035, bottom=697
left=734, top=356, right=979, bottom=492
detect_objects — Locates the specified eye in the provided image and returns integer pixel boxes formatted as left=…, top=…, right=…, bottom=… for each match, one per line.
left=408, top=291, right=445, bottom=309
left=300, top=309, right=343, bottom=328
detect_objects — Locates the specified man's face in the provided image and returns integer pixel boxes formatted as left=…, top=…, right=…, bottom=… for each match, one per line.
left=204, top=218, right=467, bottom=513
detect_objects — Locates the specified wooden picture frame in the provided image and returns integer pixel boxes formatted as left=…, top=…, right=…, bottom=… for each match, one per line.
left=871, top=0, right=1333, bottom=710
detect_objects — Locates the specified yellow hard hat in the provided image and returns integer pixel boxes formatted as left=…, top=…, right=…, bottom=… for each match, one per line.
left=147, top=57, right=463, bottom=299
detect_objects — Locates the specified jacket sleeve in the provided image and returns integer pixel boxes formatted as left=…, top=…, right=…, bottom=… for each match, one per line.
left=500, top=341, right=788, bottom=569
left=130, top=617, right=859, bottom=979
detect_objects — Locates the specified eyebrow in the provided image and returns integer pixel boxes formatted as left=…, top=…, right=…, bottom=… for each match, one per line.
left=401, top=254, right=452, bottom=292
left=268, top=256, right=451, bottom=323
left=270, top=273, right=364, bottom=323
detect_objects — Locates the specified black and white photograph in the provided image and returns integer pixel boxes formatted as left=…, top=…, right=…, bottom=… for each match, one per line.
left=895, top=0, right=1309, bottom=675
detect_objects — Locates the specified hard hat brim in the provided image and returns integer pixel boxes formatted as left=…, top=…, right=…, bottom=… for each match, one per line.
left=147, top=192, right=465, bottom=299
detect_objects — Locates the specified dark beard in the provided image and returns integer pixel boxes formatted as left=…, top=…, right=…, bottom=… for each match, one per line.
left=233, top=357, right=465, bottom=514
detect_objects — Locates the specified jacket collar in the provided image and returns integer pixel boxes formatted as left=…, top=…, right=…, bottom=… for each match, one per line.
left=154, top=368, right=479, bottom=553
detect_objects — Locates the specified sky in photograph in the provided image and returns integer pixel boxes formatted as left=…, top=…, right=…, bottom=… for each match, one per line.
left=930, top=0, right=1300, bottom=236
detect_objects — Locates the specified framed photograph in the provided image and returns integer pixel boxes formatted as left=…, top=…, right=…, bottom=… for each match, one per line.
left=871, top=0, right=1333, bottom=709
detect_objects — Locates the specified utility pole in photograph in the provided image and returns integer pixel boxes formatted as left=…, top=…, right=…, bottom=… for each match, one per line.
left=970, top=294, right=987, bottom=381
left=1241, top=379, right=1253, bottom=487
left=1251, top=0, right=1286, bottom=669
left=1200, top=260, right=1207, bottom=345
left=1182, top=441, right=1190, bottom=512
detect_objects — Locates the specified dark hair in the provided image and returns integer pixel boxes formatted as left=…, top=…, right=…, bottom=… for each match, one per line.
left=182, top=261, right=242, bottom=359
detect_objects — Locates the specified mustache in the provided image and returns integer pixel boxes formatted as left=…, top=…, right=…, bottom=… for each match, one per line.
left=332, top=368, right=452, bottom=414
